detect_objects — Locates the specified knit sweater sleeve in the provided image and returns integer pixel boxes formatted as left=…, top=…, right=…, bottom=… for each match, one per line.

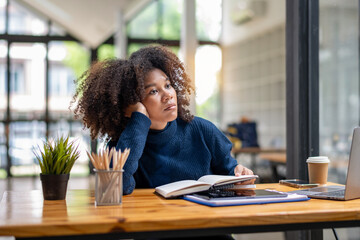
left=199, top=118, right=237, bottom=175
left=115, top=112, right=151, bottom=195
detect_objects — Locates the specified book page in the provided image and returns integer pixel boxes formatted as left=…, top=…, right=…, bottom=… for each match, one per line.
left=155, top=180, right=211, bottom=198
left=197, top=175, right=257, bottom=186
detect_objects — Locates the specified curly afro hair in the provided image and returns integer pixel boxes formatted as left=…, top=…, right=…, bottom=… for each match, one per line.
left=72, top=45, right=194, bottom=141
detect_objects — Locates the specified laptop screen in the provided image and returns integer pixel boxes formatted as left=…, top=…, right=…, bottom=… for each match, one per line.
left=344, top=127, right=360, bottom=200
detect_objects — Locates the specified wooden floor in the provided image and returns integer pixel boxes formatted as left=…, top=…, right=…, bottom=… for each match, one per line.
left=0, top=176, right=359, bottom=240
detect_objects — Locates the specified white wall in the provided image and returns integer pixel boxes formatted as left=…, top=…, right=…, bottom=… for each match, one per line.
left=221, top=0, right=285, bottom=45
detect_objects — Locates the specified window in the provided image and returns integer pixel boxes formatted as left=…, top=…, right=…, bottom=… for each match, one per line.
left=161, top=0, right=182, bottom=40
left=127, top=1, right=158, bottom=39
left=49, top=41, right=89, bottom=119
left=8, top=0, right=48, bottom=35
left=0, top=0, right=5, bottom=33
left=9, top=121, right=45, bottom=172
left=319, top=0, right=359, bottom=184
left=196, top=0, right=222, bottom=41
left=127, top=0, right=183, bottom=40
left=9, top=43, right=46, bottom=119
left=0, top=40, right=6, bottom=120
left=10, top=62, right=25, bottom=94
left=50, top=22, right=66, bottom=36
left=48, top=42, right=76, bottom=113
left=97, top=44, right=115, bottom=61
left=195, top=45, right=222, bottom=125
left=1, top=1, right=91, bottom=177
left=0, top=123, right=5, bottom=170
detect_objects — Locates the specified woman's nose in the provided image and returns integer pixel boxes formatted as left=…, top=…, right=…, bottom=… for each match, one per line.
left=162, top=91, right=173, bottom=102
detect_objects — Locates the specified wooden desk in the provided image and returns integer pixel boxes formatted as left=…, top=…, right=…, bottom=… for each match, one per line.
left=1, top=184, right=360, bottom=239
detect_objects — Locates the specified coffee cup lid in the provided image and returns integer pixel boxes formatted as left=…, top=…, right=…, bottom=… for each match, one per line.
left=306, top=156, right=330, bottom=163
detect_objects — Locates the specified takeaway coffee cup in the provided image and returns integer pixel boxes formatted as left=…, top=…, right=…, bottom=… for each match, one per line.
left=306, top=156, right=330, bottom=185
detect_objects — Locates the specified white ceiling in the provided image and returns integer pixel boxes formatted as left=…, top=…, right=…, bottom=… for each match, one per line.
left=17, top=0, right=152, bottom=48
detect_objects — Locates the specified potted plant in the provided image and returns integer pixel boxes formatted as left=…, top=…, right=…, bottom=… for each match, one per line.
left=33, top=135, right=80, bottom=200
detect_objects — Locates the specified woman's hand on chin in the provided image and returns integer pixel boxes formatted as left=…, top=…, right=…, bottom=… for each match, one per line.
left=125, top=102, right=149, bottom=118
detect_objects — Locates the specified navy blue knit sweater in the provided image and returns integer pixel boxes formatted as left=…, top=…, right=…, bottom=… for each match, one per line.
left=108, top=112, right=238, bottom=195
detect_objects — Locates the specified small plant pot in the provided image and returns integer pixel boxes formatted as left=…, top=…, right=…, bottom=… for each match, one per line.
left=40, top=174, right=70, bottom=200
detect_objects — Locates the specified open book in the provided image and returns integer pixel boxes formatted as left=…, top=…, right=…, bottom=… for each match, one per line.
left=155, top=174, right=258, bottom=198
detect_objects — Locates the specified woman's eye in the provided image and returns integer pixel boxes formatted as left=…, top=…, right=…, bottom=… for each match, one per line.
left=149, top=89, right=158, bottom=95
left=165, top=83, right=172, bottom=89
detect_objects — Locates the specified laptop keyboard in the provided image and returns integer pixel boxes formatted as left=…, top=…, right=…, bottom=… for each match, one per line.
left=315, top=189, right=345, bottom=197
left=290, top=186, right=345, bottom=197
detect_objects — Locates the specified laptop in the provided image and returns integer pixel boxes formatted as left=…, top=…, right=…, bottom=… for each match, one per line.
left=291, top=127, right=360, bottom=200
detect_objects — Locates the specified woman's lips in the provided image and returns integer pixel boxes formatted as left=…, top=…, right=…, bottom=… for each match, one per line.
left=164, top=104, right=176, bottom=111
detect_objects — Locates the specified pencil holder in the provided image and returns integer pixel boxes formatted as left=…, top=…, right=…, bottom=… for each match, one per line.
left=94, top=169, right=123, bottom=206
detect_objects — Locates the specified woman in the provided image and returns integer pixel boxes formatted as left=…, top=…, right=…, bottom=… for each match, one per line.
left=73, top=45, right=254, bottom=195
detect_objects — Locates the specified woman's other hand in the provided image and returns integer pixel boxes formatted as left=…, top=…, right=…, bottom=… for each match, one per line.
left=125, top=102, right=149, bottom=118
left=234, top=164, right=256, bottom=184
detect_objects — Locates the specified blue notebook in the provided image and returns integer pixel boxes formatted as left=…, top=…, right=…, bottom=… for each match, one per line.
left=183, top=189, right=310, bottom=207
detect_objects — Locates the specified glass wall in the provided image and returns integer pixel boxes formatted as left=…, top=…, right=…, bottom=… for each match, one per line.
left=1, top=0, right=91, bottom=177
left=48, top=41, right=89, bottom=119
left=0, top=0, right=5, bottom=33
left=196, top=0, right=222, bottom=41
left=319, top=0, right=359, bottom=184
left=0, top=39, right=6, bottom=175
left=127, top=1, right=159, bottom=39
left=318, top=1, right=360, bottom=238
left=195, top=45, right=222, bottom=125
left=195, top=0, right=222, bottom=124
left=8, top=0, right=48, bottom=35
left=8, top=42, right=46, bottom=175
left=0, top=40, right=6, bottom=120
left=48, top=41, right=91, bottom=175
left=10, top=42, right=46, bottom=119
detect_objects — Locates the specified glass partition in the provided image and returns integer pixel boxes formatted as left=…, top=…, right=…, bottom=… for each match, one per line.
left=0, top=40, right=6, bottom=120
left=319, top=0, right=359, bottom=184
left=48, top=41, right=89, bottom=120
left=50, top=22, right=66, bottom=36
left=127, top=1, right=158, bottom=39
left=195, top=45, right=222, bottom=125
left=196, top=0, right=222, bottom=41
left=9, top=42, right=46, bottom=120
left=127, top=0, right=183, bottom=40
left=161, top=0, right=182, bottom=40
left=0, top=122, right=5, bottom=170
left=0, top=0, right=5, bottom=33
left=9, top=121, right=45, bottom=175
left=48, top=41, right=90, bottom=175
left=8, top=0, right=48, bottom=35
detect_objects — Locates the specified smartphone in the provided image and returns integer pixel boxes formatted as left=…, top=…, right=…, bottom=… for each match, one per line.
left=279, top=179, right=319, bottom=188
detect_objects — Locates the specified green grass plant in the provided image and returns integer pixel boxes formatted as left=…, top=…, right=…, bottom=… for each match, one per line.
left=33, top=135, right=80, bottom=175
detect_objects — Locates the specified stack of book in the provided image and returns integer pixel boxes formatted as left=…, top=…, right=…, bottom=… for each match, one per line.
left=155, top=174, right=309, bottom=207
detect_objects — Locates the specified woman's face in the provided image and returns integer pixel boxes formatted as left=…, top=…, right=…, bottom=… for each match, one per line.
left=142, top=68, right=178, bottom=130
